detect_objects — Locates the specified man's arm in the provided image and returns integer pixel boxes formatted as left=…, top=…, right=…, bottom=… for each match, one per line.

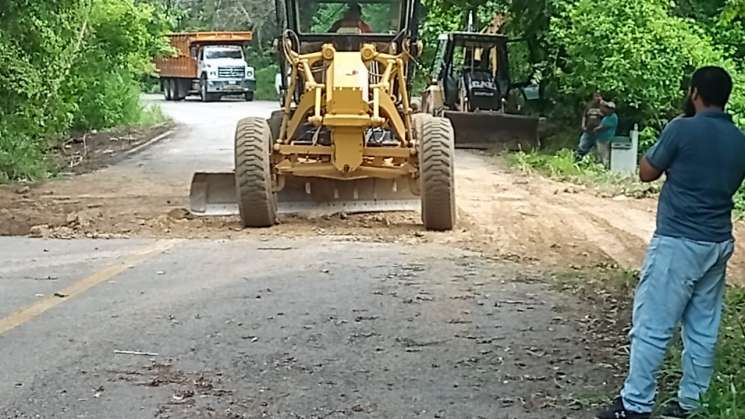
left=640, top=121, right=679, bottom=183
left=639, top=157, right=663, bottom=182
left=593, top=118, right=610, bottom=133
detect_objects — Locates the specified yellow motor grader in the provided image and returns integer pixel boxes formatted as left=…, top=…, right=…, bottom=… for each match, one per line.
left=190, top=0, right=456, bottom=231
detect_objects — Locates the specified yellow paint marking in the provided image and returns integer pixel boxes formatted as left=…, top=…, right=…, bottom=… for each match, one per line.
left=0, top=240, right=181, bottom=336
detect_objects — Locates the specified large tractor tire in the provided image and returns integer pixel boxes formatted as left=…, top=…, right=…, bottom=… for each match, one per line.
left=419, top=116, right=456, bottom=231
left=234, top=117, right=277, bottom=228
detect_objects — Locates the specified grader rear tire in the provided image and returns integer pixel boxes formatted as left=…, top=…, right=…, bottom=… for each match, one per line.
left=419, top=116, right=456, bottom=231
left=234, top=117, right=277, bottom=228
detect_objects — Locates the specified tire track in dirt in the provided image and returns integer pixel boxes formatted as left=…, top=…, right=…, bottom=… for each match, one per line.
left=454, top=150, right=745, bottom=286
left=455, top=150, right=651, bottom=270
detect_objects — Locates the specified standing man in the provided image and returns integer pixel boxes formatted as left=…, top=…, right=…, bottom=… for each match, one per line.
left=596, top=67, right=745, bottom=419
left=576, top=98, right=618, bottom=162
left=576, top=92, right=604, bottom=161
left=595, top=101, right=619, bottom=167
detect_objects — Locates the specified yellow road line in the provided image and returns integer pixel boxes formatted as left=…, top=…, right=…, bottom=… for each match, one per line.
left=0, top=240, right=181, bottom=336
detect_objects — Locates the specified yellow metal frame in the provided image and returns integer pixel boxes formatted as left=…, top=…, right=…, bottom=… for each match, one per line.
left=275, top=41, right=417, bottom=182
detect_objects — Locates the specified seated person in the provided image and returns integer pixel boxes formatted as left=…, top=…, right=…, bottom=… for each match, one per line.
left=329, top=3, right=372, bottom=33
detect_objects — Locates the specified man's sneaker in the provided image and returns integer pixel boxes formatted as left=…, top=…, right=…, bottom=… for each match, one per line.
left=657, top=402, right=692, bottom=418
left=595, top=397, right=651, bottom=419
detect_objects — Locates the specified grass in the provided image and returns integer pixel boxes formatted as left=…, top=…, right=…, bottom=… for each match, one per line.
left=508, top=148, right=661, bottom=199
left=0, top=102, right=169, bottom=184
left=658, top=290, right=745, bottom=418
left=0, top=132, right=50, bottom=183
left=555, top=267, right=745, bottom=418
left=135, top=104, right=168, bottom=127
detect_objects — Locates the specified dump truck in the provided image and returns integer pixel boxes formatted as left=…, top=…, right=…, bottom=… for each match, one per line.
left=154, top=32, right=257, bottom=102
left=421, top=13, right=541, bottom=150
left=189, top=0, right=457, bottom=231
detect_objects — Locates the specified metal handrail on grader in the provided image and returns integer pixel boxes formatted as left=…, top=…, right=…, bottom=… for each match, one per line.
left=189, top=0, right=456, bottom=231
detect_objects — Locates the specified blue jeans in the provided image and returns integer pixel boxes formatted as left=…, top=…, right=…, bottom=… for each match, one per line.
left=576, top=132, right=596, bottom=159
left=621, top=235, right=734, bottom=413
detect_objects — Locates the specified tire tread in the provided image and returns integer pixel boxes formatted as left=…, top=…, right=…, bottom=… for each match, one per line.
left=419, top=116, right=456, bottom=231
left=235, top=117, right=277, bottom=228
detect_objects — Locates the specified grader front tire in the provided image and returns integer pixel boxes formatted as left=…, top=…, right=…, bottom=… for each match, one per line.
left=234, top=117, right=277, bottom=228
left=419, top=116, right=456, bottom=231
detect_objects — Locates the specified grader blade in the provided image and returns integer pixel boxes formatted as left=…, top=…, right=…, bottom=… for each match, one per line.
left=189, top=172, right=419, bottom=217
left=445, top=110, right=540, bottom=151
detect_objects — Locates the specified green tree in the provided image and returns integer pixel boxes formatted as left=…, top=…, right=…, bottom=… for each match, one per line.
left=550, top=0, right=743, bottom=128
left=0, top=0, right=171, bottom=181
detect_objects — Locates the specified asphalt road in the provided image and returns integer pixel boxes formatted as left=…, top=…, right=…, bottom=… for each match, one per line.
left=0, top=97, right=610, bottom=419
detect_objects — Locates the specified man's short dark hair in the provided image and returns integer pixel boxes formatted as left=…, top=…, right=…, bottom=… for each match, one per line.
left=691, top=66, right=733, bottom=108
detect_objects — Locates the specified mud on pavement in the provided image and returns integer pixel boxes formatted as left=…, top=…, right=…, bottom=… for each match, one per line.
left=3, top=148, right=745, bottom=286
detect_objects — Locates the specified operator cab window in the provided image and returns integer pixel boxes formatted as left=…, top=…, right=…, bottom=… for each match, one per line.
left=295, top=0, right=403, bottom=34
left=204, top=47, right=244, bottom=60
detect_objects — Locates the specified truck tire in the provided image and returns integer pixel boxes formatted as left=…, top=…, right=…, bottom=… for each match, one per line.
left=235, top=117, right=277, bottom=228
left=419, top=116, right=456, bottom=231
left=173, top=79, right=186, bottom=101
left=245, top=91, right=255, bottom=102
left=163, top=78, right=172, bottom=101
left=168, top=79, right=178, bottom=101
left=200, top=75, right=217, bottom=102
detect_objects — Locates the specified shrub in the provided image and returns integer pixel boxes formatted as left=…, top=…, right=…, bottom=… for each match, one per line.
left=0, top=0, right=170, bottom=181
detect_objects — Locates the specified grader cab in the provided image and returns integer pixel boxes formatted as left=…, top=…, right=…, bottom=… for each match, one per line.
left=189, top=0, right=456, bottom=231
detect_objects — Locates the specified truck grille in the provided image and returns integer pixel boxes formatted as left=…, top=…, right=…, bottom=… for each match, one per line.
left=218, top=67, right=245, bottom=79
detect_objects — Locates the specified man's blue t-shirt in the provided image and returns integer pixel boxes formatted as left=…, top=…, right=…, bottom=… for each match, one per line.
left=645, top=111, right=745, bottom=242
left=596, top=113, right=619, bottom=141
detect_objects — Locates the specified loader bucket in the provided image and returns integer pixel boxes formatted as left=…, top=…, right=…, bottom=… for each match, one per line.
left=444, top=110, right=540, bottom=151
left=189, top=172, right=420, bottom=217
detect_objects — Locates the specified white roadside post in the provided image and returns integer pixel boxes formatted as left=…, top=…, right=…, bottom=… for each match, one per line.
left=610, top=124, right=640, bottom=175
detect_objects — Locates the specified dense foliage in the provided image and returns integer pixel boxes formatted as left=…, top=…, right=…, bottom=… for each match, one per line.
left=425, top=0, right=745, bottom=136
left=0, top=0, right=170, bottom=181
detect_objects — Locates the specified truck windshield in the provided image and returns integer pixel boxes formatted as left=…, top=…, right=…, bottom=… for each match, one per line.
left=297, top=1, right=403, bottom=34
left=205, top=49, right=243, bottom=60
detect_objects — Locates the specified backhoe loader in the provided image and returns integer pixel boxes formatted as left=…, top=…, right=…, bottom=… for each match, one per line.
left=189, top=0, right=456, bottom=231
left=421, top=12, right=541, bottom=150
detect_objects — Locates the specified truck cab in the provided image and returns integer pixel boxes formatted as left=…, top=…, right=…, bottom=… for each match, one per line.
left=155, top=32, right=257, bottom=102
left=197, top=45, right=256, bottom=101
